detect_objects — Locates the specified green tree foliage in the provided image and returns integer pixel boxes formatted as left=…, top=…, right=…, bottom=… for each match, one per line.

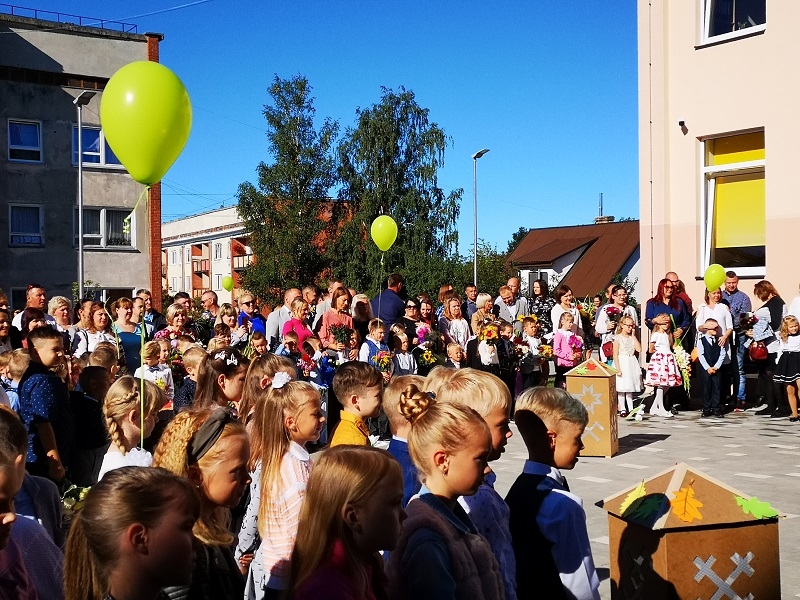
left=505, top=226, right=530, bottom=255
left=236, top=75, right=339, bottom=305
left=332, top=87, right=463, bottom=297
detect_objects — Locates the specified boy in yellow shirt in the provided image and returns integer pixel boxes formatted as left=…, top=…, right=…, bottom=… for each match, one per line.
left=329, top=361, right=383, bottom=446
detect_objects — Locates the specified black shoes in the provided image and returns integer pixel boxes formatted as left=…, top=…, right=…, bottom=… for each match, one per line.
left=755, top=408, right=772, bottom=416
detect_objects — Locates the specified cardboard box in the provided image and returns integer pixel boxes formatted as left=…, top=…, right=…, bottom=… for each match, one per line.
left=599, top=463, right=781, bottom=599
left=565, top=358, right=619, bottom=457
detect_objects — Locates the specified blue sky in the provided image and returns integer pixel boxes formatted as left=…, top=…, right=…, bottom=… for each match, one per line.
left=31, top=0, right=639, bottom=253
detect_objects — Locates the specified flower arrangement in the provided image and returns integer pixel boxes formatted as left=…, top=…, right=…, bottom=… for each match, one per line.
left=297, top=353, right=316, bottom=377
left=372, top=350, right=393, bottom=373
left=511, top=333, right=529, bottom=357
left=568, top=336, right=584, bottom=351
left=153, top=329, right=188, bottom=384
left=578, top=296, right=597, bottom=321
left=479, top=324, right=500, bottom=346
left=330, top=324, right=353, bottom=346
left=605, top=305, right=622, bottom=327
left=673, top=345, right=692, bottom=393
left=418, top=349, right=437, bottom=367
left=62, top=484, right=91, bottom=525
left=539, top=344, right=554, bottom=358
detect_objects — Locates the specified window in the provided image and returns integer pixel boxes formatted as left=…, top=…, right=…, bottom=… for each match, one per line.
left=214, top=243, right=223, bottom=260
left=72, top=126, right=122, bottom=167
left=184, top=276, right=191, bottom=292
left=73, top=208, right=133, bottom=248
left=8, top=120, right=42, bottom=162
left=9, top=204, right=43, bottom=246
left=215, top=274, right=222, bottom=289
left=185, top=248, right=191, bottom=263
left=171, top=250, right=178, bottom=265
left=702, top=0, right=765, bottom=43
left=170, top=278, right=178, bottom=292
left=702, top=131, right=765, bottom=275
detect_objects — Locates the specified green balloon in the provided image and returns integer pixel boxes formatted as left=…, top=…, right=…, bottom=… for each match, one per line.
left=370, top=215, right=398, bottom=251
left=704, top=263, right=726, bottom=292
left=100, top=61, right=192, bottom=185
left=222, top=276, right=234, bottom=292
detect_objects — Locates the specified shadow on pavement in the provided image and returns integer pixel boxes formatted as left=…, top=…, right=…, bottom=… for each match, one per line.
left=616, top=433, right=670, bottom=455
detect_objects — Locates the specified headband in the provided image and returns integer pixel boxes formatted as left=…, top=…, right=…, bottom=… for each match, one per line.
left=188, top=407, right=236, bottom=464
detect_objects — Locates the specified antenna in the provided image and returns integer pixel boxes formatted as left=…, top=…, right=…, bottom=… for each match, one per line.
left=599, top=192, right=603, bottom=217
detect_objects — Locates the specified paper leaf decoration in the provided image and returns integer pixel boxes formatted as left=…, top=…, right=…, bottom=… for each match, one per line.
left=735, top=496, right=778, bottom=519
left=670, top=481, right=703, bottom=523
left=630, top=496, right=662, bottom=520
left=587, top=362, right=597, bottom=370
left=620, top=480, right=646, bottom=515
left=575, top=367, right=588, bottom=374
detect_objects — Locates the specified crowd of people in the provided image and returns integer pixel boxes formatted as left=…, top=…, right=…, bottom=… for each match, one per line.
left=1, top=268, right=799, bottom=600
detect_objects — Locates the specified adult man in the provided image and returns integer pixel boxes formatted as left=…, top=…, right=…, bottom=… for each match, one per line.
left=264, top=288, right=300, bottom=351
left=200, top=290, right=219, bottom=320
left=371, top=273, right=406, bottom=338
left=173, top=292, right=193, bottom=313
left=11, top=284, right=56, bottom=330
left=507, top=277, right=522, bottom=301
left=313, top=279, right=343, bottom=331
left=722, top=271, right=752, bottom=409
left=302, top=286, right=318, bottom=327
left=136, top=289, right=167, bottom=333
left=494, top=284, right=529, bottom=332
left=462, top=284, right=479, bottom=322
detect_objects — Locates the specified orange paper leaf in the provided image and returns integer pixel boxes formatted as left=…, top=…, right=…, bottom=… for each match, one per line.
left=670, top=481, right=703, bottom=523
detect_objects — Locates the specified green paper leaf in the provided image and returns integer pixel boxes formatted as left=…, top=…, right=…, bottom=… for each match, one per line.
left=735, top=496, right=778, bottom=519
left=630, top=496, right=662, bottom=520
left=574, top=367, right=588, bottom=375
left=620, top=480, right=646, bottom=516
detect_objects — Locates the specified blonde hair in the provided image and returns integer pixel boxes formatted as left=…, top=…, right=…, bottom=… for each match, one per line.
left=181, top=346, right=206, bottom=371
left=289, top=446, right=402, bottom=595
left=399, top=384, right=489, bottom=477
left=164, top=303, right=187, bottom=325
left=103, top=377, right=165, bottom=454
left=780, top=315, right=800, bottom=343
left=257, top=381, right=320, bottom=536
left=514, top=387, right=588, bottom=429
left=428, top=368, right=510, bottom=418
left=424, top=365, right=458, bottom=391
left=383, top=374, right=424, bottom=434
left=64, top=467, right=200, bottom=600
left=5, top=348, right=30, bottom=380
left=206, top=338, right=227, bottom=353
left=141, top=340, right=160, bottom=362
left=88, top=345, right=118, bottom=372
left=392, top=332, right=408, bottom=350
left=558, top=311, right=574, bottom=329
left=615, top=315, right=636, bottom=335
left=153, top=409, right=248, bottom=546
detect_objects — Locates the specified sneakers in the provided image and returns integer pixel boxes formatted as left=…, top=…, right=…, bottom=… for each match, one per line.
left=754, top=407, right=772, bottom=416
left=749, top=404, right=768, bottom=412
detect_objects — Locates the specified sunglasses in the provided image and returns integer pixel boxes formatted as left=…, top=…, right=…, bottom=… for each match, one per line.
left=241, top=300, right=254, bottom=306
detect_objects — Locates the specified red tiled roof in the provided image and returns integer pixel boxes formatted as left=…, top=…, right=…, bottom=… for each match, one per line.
left=509, top=220, right=640, bottom=297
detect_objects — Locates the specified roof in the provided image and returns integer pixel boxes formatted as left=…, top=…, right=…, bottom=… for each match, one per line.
left=509, top=220, right=640, bottom=297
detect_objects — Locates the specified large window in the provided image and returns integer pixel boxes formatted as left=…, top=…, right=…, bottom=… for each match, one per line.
left=9, top=204, right=43, bottom=246
left=214, top=243, right=223, bottom=260
left=8, top=120, right=42, bottom=162
left=703, top=131, right=765, bottom=275
left=72, top=126, right=122, bottom=167
left=74, top=208, right=133, bottom=248
left=703, top=0, right=766, bottom=43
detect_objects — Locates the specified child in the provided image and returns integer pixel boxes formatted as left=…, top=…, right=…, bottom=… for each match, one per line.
left=775, top=315, right=800, bottom=422
left=238, top=354, right=297, bottom=428
left=478, top=323, right=501, bottom=372
left=237, top=378, right=324, bottom=598
left=697, top=318, right=727, bottom=418
left=387, top=386, right=503, bottom=599
left=445, top=342, right=465, bottom=369
left=69, top=366, right=112, bottom=486
left=173, top=345, right=206, bottom=413
left=64, top=466, right=201, bottom=600
left=207, top=338, right=228, bottom=354
left=520, top=316, right=544, bottom=389
left=193, top=347, right=249, bottom=412
left=290, top=446, right=405, bottom=599
left=251, top=331, right=268, bottom=356
left=214, top=322, right=233, bottom=347
left=613, top=315, right=643, bottom=418
left=391, top=332, right=417, bottom=375
left=644, top=316, right=682, bottom=417
left=329, top=361, right=383, bottom=447
left=383, top=375, right=424, bottom=506
left=553, top=312, right=583, bottom=388
left=2, top=349, right=29, bottom=411
left=506, top=387, right=600, bottom=600
left=98, top=376, right=164, bottom=481
left=87, top=343, right=119, bottom=380
left=276, top=331, right=301, bottom=358
left=359, top=318, right=390, bottom=381
left=134, top=340, right=175, bottom=402
left=175, top=334, right=197, bottom=355
left=427, top=368, right=516, bottom=600
left=17, top=326, right=71, bottom=482
left=154, top=407, right=251, bottom=600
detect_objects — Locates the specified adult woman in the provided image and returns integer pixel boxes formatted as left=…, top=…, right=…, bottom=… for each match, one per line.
left=48, top=295, right=76, bottom=354
left=154, top=303, right=195, bottom=344
left=470, top=293, right=495, bottom=336
left=436, top=285, right=455, bottom=321
left=319, top=288, right=354, bottom=352
left=694, top=287, right=735, bottom=403
left=550, top=285, right=584, bottom=338
left=74, top=302, right=117, bottom=356
left=644, top=279, right=690, bottom=339
left=438, top=296, right=470, bottom=350
left=216, top=303, right=248, bottom=348
left=748, top=280, right=786, bottom=417
left=282, top=298, right=314, bottom=348
left=73, top=299, right=94, bottom=331
left=350, top=293, right=374, bottom=344
left=529, top=279, right=556, bottom=337
left=419, top=298, right=435, bottom=329
left=112, top=297, right=146, bottom=372
left=595, top=286, right=638, bottom=363
left=0, top=310, right=12, bottom=353
left=400, top=298, right=424, bottom=346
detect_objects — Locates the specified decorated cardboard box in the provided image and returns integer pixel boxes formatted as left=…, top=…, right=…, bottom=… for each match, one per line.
left=565, top=358, right=619, bottom=457
left=598, top=463, right=781, bottom=600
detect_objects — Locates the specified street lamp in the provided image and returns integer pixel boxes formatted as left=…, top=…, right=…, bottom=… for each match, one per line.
left=74, top=90, right=96, bottom=302
left=472, top=148, right=490, bottom=287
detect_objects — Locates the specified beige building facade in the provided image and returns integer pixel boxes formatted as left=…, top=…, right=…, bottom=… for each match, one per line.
left=638, top=1, right=798, bottom=307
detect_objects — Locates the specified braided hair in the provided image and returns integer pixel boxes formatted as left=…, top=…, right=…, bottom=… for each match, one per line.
left=103, top=376, right=165, bottom=454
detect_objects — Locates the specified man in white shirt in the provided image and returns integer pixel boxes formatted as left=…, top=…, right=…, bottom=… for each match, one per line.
left=12, top=284, right=55, bottom=330
left=265, top=288, right=301, bottom=351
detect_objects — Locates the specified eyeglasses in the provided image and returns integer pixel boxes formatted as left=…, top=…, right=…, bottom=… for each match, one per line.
left=406, top=305, right=416, bottom=309
left=663, top=284, right=675, bottom=289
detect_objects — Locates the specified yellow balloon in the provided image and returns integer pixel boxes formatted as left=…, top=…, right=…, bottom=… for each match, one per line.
left=222, top=276, right=234, bottom=292
left=704, top=263, right=726, bottom=292
left=100, top=61, right=192, bottom=185
left=370, top=215, right=398, bottom=251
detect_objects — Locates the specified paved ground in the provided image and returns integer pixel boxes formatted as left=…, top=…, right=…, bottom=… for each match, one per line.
left=492, top=407, right=800, bottom=598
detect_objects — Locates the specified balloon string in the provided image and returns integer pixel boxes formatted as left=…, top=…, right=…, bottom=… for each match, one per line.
left=140, top=186, right=150, bottom=448
left=123, top=185, right=150, bottom=235
left=378, top=252, right=385, bottom=324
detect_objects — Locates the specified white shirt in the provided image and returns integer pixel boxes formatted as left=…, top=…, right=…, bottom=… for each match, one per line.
left=11, top=312, right=55, bottom=331
left=98, top=447, right=153, bottom=481
left=551, top=305, right=584, bottom=338
left=134, top=363, right=175, bottom=400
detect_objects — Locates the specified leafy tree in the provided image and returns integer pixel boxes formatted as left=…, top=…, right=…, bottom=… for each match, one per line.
left=236, top=75, right=339, bottom=305
left=505, top=226, right=530, bottom=255
left=332, top=87, right=463, bottom=297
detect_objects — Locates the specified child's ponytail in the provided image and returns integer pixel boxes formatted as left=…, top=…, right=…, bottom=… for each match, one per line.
left=64, top=509, right=104, bottom=600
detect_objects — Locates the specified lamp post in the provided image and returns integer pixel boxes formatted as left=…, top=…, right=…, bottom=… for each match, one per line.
left=472, top=148, right=490, bottom=287
left=74, top=90, right=96, bottom=302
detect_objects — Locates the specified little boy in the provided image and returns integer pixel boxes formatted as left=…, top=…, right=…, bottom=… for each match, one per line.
left=697, top=318, right=726, bottom=418
left=358, top=318, right=389, bottom=367
left=213, top=323, right=232, bottom=347
left=497, top=320, right=518, bottom=399
left=276, top=331, right=301, bottom=360
left=2, top=349, right=30, bottom=411
left=17, top=327, right=72, bottom=484
left=382, top=374, right=424, bottom=506
left=134, top=341, right=175, bottom=402
left=506, top=387, right=600, bottom=600
left=173, top=346, right=205, bottom=413
left=329, top=361, right=383, bottom=447
left=88, top=343, right=119, bottom=381
left=250, top=331, right=268, bottom=356
left=520, top=316, right=544, bottom=389
left=444, top=343, right=465, bottom=369
left=69, top=366, right=111, bottom=486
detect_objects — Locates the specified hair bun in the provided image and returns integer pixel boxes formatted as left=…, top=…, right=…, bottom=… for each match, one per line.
left=399, top=384, right=435, bottom=425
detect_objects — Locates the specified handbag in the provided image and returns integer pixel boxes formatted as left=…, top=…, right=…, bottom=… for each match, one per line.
left=749, top=341, right=768, bottom=361
left=602, top=340, right=614, bottom=357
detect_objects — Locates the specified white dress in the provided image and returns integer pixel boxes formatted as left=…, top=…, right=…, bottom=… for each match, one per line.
left=97, top=447, right=153, bottom=481
left=615, top=335, right=642, bottom=392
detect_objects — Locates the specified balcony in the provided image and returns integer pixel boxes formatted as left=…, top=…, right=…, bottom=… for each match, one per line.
left=233, top=253, right=253, bottom=271
left=192, top=259, right=209, bottom=273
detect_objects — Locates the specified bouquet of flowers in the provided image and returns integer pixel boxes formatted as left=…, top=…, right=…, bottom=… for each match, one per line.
left=479, top=324, right=500, bottom=345
left=605, top=305, right=622, bottom=328
left=297, top=352, right=316, bottom=377
left=568, top=336, right=584, bottom=352
left=416, top=324, right=433, bottom=347
left=153, top=330, right=187, bottom=385
left=511, top=333, right=529, bottom=357
left=418, top=349, right=437, bottom=367
left=673, top=345, right=692, bottom=393
left=539, top=344, right=554, bottom=359
left=578, top=296, right=597, bottom=322
left=330, top=324, right=352, bottom=346
left=372, top=350, right=393, bottom=373
left=62, top=483, right=91, bottom=526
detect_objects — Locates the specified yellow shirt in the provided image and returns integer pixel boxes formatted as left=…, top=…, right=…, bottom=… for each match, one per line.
left=330, top=410, right=370, bottom=447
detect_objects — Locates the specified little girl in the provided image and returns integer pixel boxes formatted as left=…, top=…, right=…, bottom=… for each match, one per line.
left=64, top=466, right=200, bottom=600
left=134, top=340, right=175, bottom=402
left=553, top=312, right=583, bottom=388
left=238, top=376, right=325, bottom=599
left=289, top=446, right=406, bottom=599
left=154, top=407, right=251, bottom=600
left=613, top=316, right=643, bottom=418
left=644, top=317, right=682, bottom=417
left=193, top=346, right=249, bottom=413
left=98, top=376, right=164, bottom=481
left=387, top=388, right=504, bottom=599
left=392, top=332, right=418, bottom=375
left=238, top=353, right=297, bottom=427
left=774, top=315, right=800, bottom=422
